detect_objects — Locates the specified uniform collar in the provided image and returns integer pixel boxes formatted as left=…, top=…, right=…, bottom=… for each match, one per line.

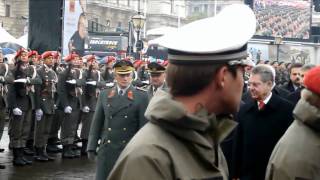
left=117, top=84, right=131, bottom=95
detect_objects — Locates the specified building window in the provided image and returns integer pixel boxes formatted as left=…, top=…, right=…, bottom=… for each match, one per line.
left=5, top=5, right=10, bottom=17
left=116, top=22, right=122, bottom=32
left=194, top=6, right=199, bottom=13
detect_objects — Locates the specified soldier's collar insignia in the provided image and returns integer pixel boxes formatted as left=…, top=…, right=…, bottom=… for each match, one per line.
left=108, top=89, right=116, bottom=98
left=128, top=90, right=133, bottom=100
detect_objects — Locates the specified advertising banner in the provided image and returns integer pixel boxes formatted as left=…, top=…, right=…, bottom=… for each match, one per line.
left=62, top=0, right=87, bottom=57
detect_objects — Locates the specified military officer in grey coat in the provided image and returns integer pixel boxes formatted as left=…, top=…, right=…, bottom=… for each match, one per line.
left=146, top=61, right=168, bottom=100
left=7, top=48, right=42, bottom=166
left=33, top=51, right=58, bottom=161
left=87, top=59, right=148, bottom=180
left=80, top=55, right=105, bottom=155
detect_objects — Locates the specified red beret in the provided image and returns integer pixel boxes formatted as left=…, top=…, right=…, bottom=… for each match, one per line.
left=105, top=56, right=116, bottom=64
left=304, top=66, right=320, bottom=95
left=50, top=51, right=60, bottom=59
left=162, top=60, right=169, bottom=66
left=133, top=60, right=142, bottom=66
left=86, top=55, right=96, bottom=63
left=41, top=51, right=54, bottom=59
left=15, top=48, right=29, bottom=61
left=64, top=53, right=79, bottom=62
left=28, top=50, right=38, bottom=58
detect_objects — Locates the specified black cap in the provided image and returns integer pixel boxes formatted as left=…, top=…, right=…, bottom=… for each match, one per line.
left=148, top=62, right=166, bottom=74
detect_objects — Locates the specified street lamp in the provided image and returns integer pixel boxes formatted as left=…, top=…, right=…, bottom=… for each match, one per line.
left=131, top=12, right=146, bottom=58
left=274, top=35, right=283, bottom=62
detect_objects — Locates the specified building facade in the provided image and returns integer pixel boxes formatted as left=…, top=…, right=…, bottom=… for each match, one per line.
left=86, top=0, right=187, bottom=38
left=0, top=0, right=28, bottom=38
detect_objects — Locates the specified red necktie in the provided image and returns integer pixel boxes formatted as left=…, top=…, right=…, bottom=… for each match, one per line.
left=258, top=100, right=265, bottom=110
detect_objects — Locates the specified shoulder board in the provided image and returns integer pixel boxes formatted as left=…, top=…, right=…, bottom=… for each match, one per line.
left=135, top=86, right=147, bottom=92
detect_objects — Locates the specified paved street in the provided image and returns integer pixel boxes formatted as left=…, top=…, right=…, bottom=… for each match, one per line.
left=0, top=124, right=96, bottom=180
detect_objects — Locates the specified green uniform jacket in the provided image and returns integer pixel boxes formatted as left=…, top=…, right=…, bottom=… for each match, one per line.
left=87, top=85, right=148, bottom=177
left=57, top=68, right=83, bottom=110
left=35, top=66, right=58, bottom=114
left=266, top=99, right=320, bottom=180
left=7, top=65, right=42, bottom=111
left=81, top=69, right=105, bottom=111
left=0, top=63, right=14, bottom=108
left=108, top=90, right=237, bottom=180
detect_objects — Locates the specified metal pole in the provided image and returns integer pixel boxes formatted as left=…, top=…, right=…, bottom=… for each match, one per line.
left=128, top=21, right=132, bottom=56
left=143, top=0, right=147, bottom=38
left=137, top=30, right=140, bottom=59
left=276, top=44, right=279, bottom=62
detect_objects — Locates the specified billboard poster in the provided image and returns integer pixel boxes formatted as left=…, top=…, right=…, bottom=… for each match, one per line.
left=248, top=43, right=269, bottom=63
left=254, top=0, right=311, bottom=40
left=271, top=45, right=314, bottom=64
left=86, top=35, right=128, bottom=52
left=62, top=0, right=87, bottom=57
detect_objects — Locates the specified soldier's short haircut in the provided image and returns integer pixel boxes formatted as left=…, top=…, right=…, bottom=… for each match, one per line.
left=251, top=64, right=274, bottom=83
left=166, top=63, right=237, bottom=96
left=301, top=64, right=316, bottom=72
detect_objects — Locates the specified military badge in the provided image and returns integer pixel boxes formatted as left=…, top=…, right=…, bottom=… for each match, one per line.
left=108, top=89, right=116, bottom=98
left=127, top=90, right=133, bottom=100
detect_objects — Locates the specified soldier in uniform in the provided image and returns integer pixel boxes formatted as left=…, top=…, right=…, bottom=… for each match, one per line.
left=47, top=51, right=64, bottom=153
left=0, top=48, right=13, bottom=169
left=24, top=50, right=40, bottom=156
left=132, top=60, right=149, bottom=87
left=87, top=59, right=149, bottom=180
left=57, top=53, right=83, bottom=158
left=101, top=56, right=115, bottom=84
left=146, top=61, right=168, bottom=100
left=7, top=48, right=42, bottom=166
left=28, top=50, right=40, bottom=67
left=80, top=55, right=105, bottom=155
left=33, top=51, right=58, bottom=161
left=108, top=4, right=256, bottom=180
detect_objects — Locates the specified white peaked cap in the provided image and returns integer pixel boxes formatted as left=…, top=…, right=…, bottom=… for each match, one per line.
left=156, top=4, right=257, bottom=64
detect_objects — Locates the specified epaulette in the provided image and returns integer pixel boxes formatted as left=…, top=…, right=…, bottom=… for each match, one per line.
left=136, top=86, right=147, bottom=92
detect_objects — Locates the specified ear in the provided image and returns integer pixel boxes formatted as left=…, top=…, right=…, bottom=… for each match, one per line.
left=215, top=66, right=228, bottom=89
left=266, top=80, right=273, bottom=87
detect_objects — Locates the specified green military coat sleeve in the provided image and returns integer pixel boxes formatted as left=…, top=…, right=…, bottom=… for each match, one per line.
left=86, top=89, right=106, bottom=151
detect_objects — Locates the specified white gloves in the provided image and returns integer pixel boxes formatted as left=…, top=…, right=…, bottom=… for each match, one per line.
left=106, top=82, right=114, bottom=87
left=86, top=81, right=96, bottom=86
left=13, top=108, right=22, bottom=116
left=14, top=78, right=27, bottom=83
left=66, top=79, right=76, bottom=84
left=82, top=106, right=90, bottom=113
left=64, top=106, right=72, bottom=114
left=35, top=109, right=43, bottom=121
left=141, top=80, right=149, bottom=84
